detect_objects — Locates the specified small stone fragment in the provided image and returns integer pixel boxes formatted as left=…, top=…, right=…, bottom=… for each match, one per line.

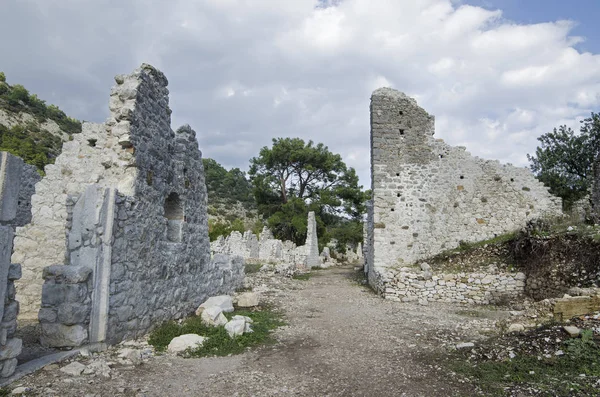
left=225, top=319, right=246, bottom=338
left=196, top=295, right=234, bottom=315
left=508, top=323, right=525, bottom=333
left=167, top=334, right=206, bottom=353
left=236, top=292, right=259, bottom=308
left=200, top=306, right=228, bottom=327
left=456, top=342, right=475, bottom=349
left=60, top=361, right=86, bottom=376
left=563, top=326, right=581, bottom=337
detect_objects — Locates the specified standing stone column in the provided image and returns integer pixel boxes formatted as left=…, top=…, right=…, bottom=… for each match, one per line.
left=592, top=155, right=600, bottom=223
left=305, top=211, right=320, bottom=268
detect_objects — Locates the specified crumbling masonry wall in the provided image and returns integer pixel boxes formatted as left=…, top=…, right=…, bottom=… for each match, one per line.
left=14, top=64, right=243, bottom=346
left=0, top=152, right=39, bottom=377
left=368, top=88, right=563, bottom=294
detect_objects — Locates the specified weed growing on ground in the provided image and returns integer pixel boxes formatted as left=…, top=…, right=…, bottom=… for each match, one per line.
left=148, top=306, right=285, bottom=357
left=292, top=273, right=311, bottom=281
left=244, top=263, right=262, bottom=274
left=451, top=328, right=600, bottom=396
left=310, top=266, right=326, bottom=271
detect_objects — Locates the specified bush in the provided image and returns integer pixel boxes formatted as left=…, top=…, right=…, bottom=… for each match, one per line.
left=148, top=307, right=284, bottom=357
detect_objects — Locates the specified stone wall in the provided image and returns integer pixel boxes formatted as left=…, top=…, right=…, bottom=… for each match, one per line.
left=0, top=152, right=37, bottom=378
left=367, top=88, right=563, bottom=293
left=378, top=263, right=525, bottom=305
left=15, top=64, right=244, bottom=346
left=212, top=212, right=325, bottom=268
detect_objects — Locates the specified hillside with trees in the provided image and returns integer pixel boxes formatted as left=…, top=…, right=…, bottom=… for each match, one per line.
left=249, top=137, right=367, bottom=251
left=0, top=71, right=81, bottom=172
left=528, top=112, right=600, bottom=210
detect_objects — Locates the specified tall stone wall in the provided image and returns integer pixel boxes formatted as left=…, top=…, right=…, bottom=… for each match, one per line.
left=15, top=64, right=244, bottom=346
left=368, top=88, right=563, bottom=292
left=0, top=152, right=37, bottom=378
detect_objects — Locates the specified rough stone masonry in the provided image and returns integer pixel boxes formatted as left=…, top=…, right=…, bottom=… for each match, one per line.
left=0, top=152, right=40, bottom=377
left=13, top=64, right=243, bottom=346
left=366, top=88, right=563, bottom=297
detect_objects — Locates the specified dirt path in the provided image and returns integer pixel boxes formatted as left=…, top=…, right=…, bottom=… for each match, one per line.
left=11, top=266, right=510, bottom=396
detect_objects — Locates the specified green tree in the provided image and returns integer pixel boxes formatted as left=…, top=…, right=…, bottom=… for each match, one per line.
left=0, top=72, right=5, bottom=82
left=249, top=137, right=366, bottom=246
left=202, top=158, right=254, bottom=207
left=528, top=113, right=600, bottom=208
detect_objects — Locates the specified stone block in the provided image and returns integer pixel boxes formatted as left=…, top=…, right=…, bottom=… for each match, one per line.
left=38, top=308, right=57, bottom=323
left=0, top=357, right=17, bottom=377
left=553, top=295, right=600, bottom=321
left=0, top=338, right=21, bottom=359
left=57, top=303, right=90, bottom=325
left=7, top=264, right=21, bottom=281
left=41, top=283, right=88, bottom=306
left=0, top=152, right=24, bottom=222
left=2, top=301, right=18, bottom=322
left=42, top=265, right=93, bottom=283
left=40, top=323, right=88, bottom=347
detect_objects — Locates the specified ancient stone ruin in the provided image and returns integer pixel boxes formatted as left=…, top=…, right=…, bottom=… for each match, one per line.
left=211, top=211, right=326, bottom=269
left=0, top=152, right=40, bottom=377
left=12, top=64, right=243, bottom=347
left=366, top=88, right=563, bottom=303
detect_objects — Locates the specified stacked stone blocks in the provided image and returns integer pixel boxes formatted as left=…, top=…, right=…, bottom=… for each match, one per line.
left=14, top=64, right=244, bottom=347
left=367, top=88, right=563, bottom=299
left=0, top=152, right=40, bottom=377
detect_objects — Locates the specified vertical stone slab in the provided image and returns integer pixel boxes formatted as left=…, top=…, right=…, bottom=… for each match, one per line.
left=0, top=152, right=23, bottom=223
left=0, top=226, right=13, bottom=322
left=592, top=155, right=600, bottom=223
left=305, top=211, right=320, bottom=268
left=89, top=187, right=115, bottom=344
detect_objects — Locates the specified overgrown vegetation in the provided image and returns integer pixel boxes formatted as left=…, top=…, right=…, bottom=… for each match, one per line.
left=452, top=328, right=600, bottom=396
left=528, top=112, right=599, bottom=209
left=0, top=72, right=82, bottom=171
left=0, top=77, right=81, bottom=135
left=249, top=137, right=367, bottom=247
left=0, top=123, right=61, bottom=171
left=203, top=158, right=255, bottom=208
left=291, top=272, right=311, bottom=281
left=148, top=307, right=284, bottom=357
left=244, top=263, right=262, bottom=274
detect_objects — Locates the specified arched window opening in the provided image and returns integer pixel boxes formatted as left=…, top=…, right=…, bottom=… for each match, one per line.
left=164, top=192, right=184, bottom=242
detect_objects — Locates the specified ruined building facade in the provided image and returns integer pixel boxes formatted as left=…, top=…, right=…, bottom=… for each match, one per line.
left=366, top=88, right=562, bottom=298
left=0, top=152, right=40, bottom=377
left=12, top=64, right=243, bottom=346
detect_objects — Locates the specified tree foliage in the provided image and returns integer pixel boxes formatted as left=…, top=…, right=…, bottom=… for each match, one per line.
left=249, top=137, right=366, bottom=246
left=0, top=73, right=81, bottom=135
left=527, top=113, right=600, bottom=208
left=0, top=123, right=60, bottom=171
left=202, top=158, right=254, bottom=208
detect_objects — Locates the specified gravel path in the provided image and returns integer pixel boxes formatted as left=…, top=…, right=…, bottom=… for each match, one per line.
left=9, top=266, right=511, bottom=396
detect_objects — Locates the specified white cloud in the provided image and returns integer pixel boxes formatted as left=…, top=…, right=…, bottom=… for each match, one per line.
left=1, top=0, right=599, bottom=188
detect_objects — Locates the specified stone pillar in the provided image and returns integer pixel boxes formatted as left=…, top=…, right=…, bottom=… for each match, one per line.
left=304, top=211, right=320, bottom=268
left=592, top=155, right=600, bottom=223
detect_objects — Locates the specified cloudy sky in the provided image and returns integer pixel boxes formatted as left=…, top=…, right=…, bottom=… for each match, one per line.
left=1, top=0, right=599, bottom=188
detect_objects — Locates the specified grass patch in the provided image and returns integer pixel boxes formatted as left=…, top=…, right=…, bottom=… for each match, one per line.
left=244, top=263, right=262, bottom=274
left=148, top=306, right=285, bottom=357
left=452, top=329, right=600, bottom=396
left=292, top=272, right=311, bottom=281
left=310, top=266, right=326, bottom=271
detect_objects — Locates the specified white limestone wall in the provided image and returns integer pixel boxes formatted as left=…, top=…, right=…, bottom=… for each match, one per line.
left=368, top=88, right=563, bottom=292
